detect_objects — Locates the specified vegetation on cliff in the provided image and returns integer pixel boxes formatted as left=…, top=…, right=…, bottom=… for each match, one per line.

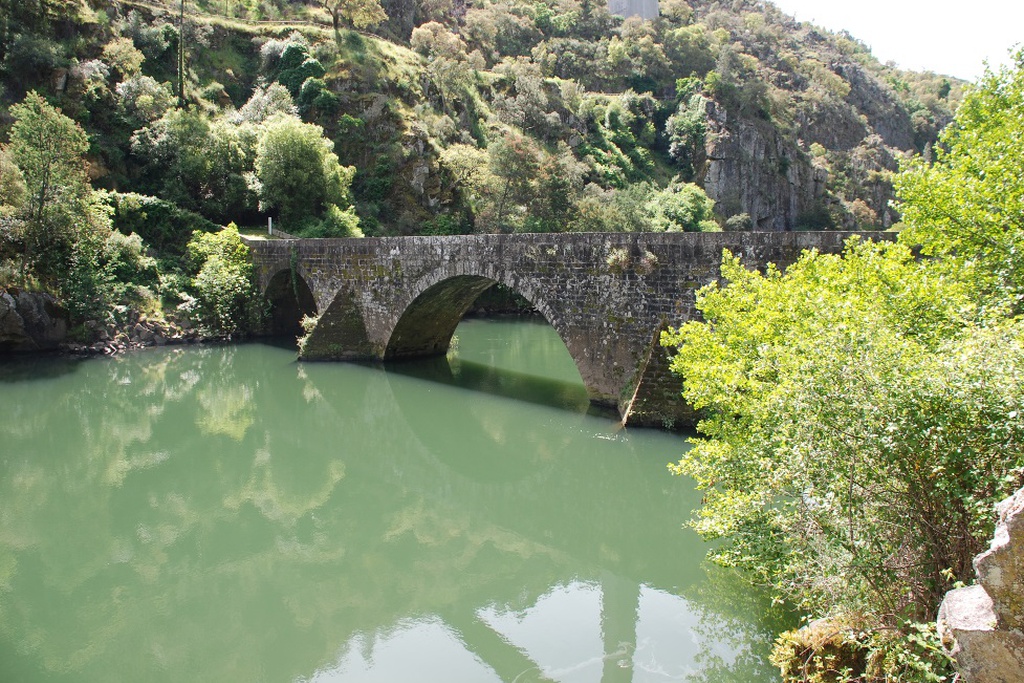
left=0, top=0, right=963, bottom=334
left=664, top=51, right=1024, bottom=681
left=1, top=0, right=960, bottom=232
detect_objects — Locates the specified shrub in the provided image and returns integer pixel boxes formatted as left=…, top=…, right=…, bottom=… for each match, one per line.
left=252, top=114, right=356, bottom=228
left=648, top=181, right=719, bottom=232
left=894, top=49, right=1024, bottom=309
left=293, top=205, right=364, bottom=238
left=109, top=192, right=218, bottom=256
left=605, top=246, right=630, bottom=273
left=663, top=239, right=1024, bottom=675
left=771, top=619, right=952, bottom=683
left=421, top=213, right=469, bottom=235
left=635, top=249, right=658, bottom=275
left=183, top=224, right=263, bottom=336
left=296, top=313, right=319, bottom=356
left=116, top=75, right=175, bottom=121
left=3, top=35, right=67, bottom=90
left=724, top=212, right=752, bottom=231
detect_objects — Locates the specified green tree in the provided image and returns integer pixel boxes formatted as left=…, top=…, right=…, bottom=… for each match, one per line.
left=894, top=48, right=1024, bottom=310
left=527, top=142, right=585, bottom=232
left=0, top=146, right=27, bottom=213
left=6, top=91, right=112, bottom=293
left=647, top=181, right=718, bottom=232
left=488, top=130, right=540, bottom=232
left=663, top=62, right=1024, bottom=667
left=439, top=142, right=496, bottom=227
left=183, top=224, right=261, bottom=336
left=101, top=36, right=145, bottom=80
left=318, top=0, right=387, bottom=30
left=252, top=115, right=357, bottom=231
left=662, top=53, right=1024, bottom=678
left=493, top=58, right=555, bottom=134
left=236, top=82, right=298, bottom=124
left=605, top=18, right=671, bottom=92
left=9, top=91, right=90, bottom=227
left=116, top=75, right=175, bottom=122
left=131, top=108, right=256, bottom=222
left=274, top=42, right=326, bottom=98
left=666, top=88, right=708, bottom=179
left=663, top=24, right=714, bottom=77
left=663, top=240, right=1020, bottom=676
left=411, top=22, right=476, bottom=111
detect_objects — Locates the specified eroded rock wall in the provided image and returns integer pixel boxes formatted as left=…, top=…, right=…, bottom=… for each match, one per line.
left=0, top=289, right=69, bottom=352
left=939, top=487, right=1024, bottom=682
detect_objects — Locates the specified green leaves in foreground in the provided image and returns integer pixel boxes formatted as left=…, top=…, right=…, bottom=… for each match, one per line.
left=895, top=48, right=1024, bottom=311
left=664, top=54, right=1024, bottom=679
left=663, top=239, right=1024, bottom=624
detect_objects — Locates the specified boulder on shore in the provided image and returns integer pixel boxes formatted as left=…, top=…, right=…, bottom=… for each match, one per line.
left=938, top=486, right=1024, bottom=682
left=0, top=288, right=69, bottom=352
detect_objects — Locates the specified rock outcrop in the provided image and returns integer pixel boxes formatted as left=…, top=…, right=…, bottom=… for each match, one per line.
left=0, top=287, right=201, bottom=356
left=608, top=0, right=659, bottom=20
left=938, top=487, right=1024, bottom=682
left=702, top=102, right=829, bottom=231
left=0, top=288, right=69, bottom=352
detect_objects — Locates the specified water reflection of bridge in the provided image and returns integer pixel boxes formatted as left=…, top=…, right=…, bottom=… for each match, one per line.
left=0, top=340, right=780, bottom=682
left=282, top=334, right=782, bottom=682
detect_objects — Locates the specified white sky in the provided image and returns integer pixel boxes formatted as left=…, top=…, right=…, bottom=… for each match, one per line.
left=768, top=0, right=1023, bottom=81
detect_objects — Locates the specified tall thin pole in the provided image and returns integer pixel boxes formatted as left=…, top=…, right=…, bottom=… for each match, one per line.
left=177, top=0, right=185, bottom=106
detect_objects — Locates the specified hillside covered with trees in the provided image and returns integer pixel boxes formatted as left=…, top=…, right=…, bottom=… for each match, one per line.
left=0, top=0, right=962, bottom=335
left=1, top=0, right=961, bottom=232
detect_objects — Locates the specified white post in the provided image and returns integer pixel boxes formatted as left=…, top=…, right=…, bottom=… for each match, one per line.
left=268, top=216, right=273, bottom=236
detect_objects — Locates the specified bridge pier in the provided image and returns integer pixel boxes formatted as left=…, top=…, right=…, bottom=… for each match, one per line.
left=246, top=232, right=887, bottom=428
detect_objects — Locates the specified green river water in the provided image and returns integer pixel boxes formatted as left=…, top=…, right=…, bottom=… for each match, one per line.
left=0, top=318, right=786, bottom=682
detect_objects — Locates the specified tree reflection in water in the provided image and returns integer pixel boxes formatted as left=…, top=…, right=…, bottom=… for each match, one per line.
left=0, top=321, right=789, bottom=682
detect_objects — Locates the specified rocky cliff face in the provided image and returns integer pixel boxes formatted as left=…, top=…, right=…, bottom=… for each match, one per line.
left=701, top=102, right=830, bottom=231
left=939, top=487, right=1024, bottom=682
left=699, top=59, right=923, bottom=230
left=836, top=61, right=915, bottom=151
left=0, top=289, right=69, bottom=352
left=367, top=0, right=958, bottom=234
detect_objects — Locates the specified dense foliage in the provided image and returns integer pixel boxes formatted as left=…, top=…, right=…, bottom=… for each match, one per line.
left=2, top=91, right=150, bottom=320
left=664, top=52, right=1024, bottom=680
left=252, top=113, right=362, bottom=235
left=0, top=90, right=275, bottom=333
left=895, top=50, right=1024, bottom=311
left=182, top=223, right=264, bottom=335
left=0, top=0, right=960, bottom=241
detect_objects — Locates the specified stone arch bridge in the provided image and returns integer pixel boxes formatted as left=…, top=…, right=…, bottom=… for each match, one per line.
left=245, top=231, right=882, bottom=428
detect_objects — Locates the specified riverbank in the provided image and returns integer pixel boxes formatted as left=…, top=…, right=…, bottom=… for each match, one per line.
left=61, top=313, right=204, bottom=356
left=0, top=286, right=225, bottom=357
left=1, top=283, right=540, bottom=359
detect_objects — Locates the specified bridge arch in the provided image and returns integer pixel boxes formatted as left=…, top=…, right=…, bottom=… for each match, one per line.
left=385, top=275, right=496, bottom=359
left=263, top=267, right=317, bottom=338
left=383, top=268, right=599, bottom=401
